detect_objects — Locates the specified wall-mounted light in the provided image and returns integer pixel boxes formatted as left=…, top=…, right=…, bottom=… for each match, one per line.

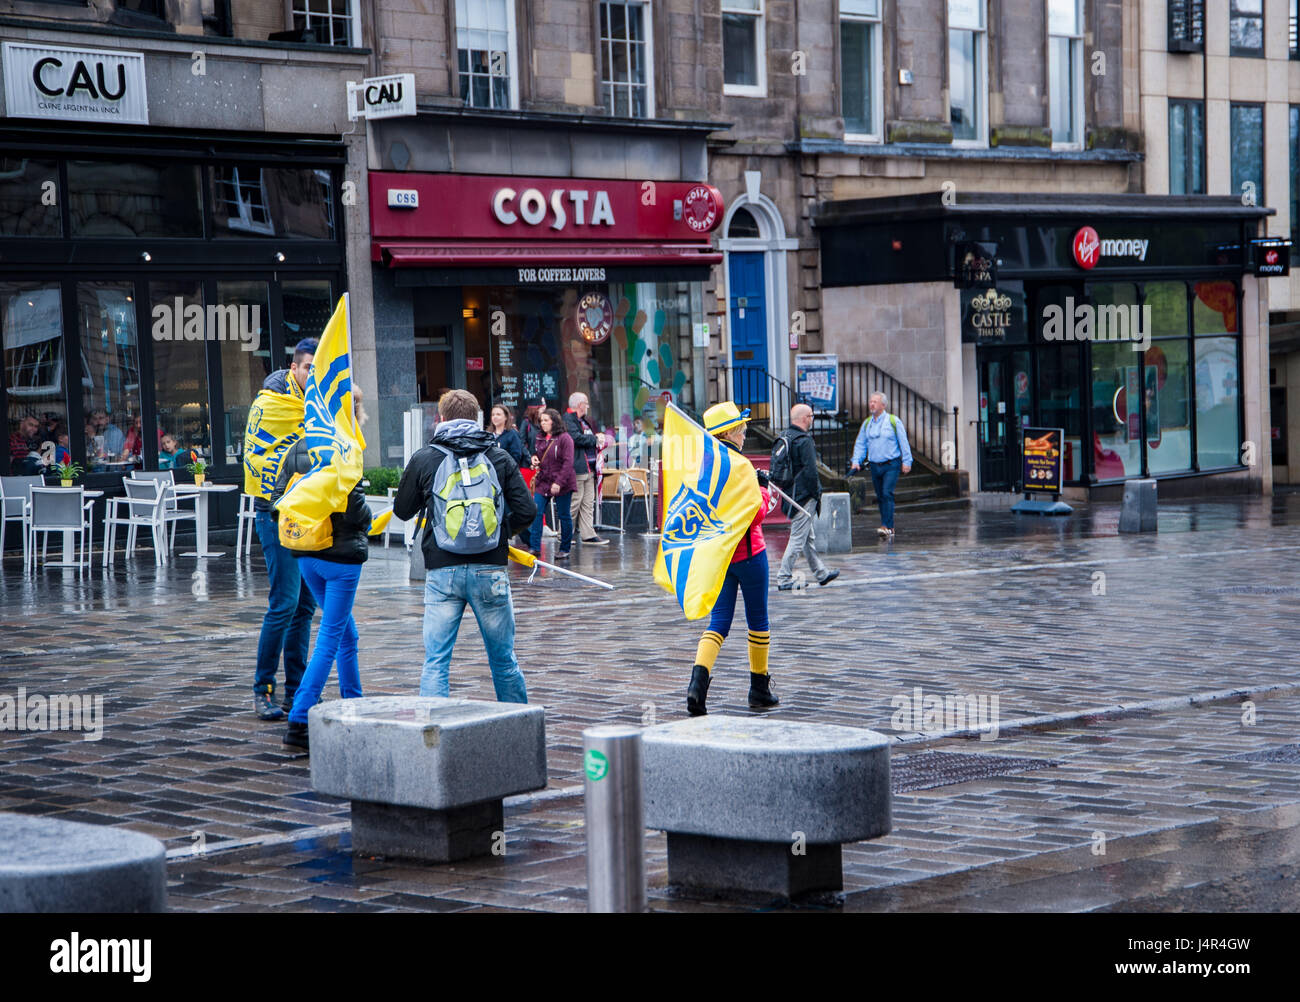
left=140, top=251, right=152, bottom=263
left=462, top=307, right=478, bottom=319
left=274, top=252, right=286, bottom=263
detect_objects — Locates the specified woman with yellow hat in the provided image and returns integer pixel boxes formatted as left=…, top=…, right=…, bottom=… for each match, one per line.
left=686, top=401, right=780, bottom=716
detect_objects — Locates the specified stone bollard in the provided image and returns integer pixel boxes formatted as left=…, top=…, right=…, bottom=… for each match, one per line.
left=1118, top=478, right=1158, bottom=533
left=812, top=492, right=852, bottom=554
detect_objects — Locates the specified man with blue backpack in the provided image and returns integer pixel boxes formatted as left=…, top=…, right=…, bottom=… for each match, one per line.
left=393, top=389, right=537, bottom=702
left=850, top=391, right=913, bottom=540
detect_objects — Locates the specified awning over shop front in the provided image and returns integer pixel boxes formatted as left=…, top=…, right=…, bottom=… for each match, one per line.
left=376, top=241, right=722, bottom=268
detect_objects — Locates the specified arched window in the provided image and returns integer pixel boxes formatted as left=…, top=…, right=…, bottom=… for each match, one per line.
left=727, top=207, right=761, bottom=239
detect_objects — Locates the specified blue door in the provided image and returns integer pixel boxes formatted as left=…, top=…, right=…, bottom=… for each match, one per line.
left=728, top=252, right=768, bottom=403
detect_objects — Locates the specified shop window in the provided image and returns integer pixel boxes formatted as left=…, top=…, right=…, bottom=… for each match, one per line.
left=457, top=0, right=517, bottom=110
left=281, top=279, right=335, bottom=361
left=149, top=281, right=211, bottom=470
left=840, top=0, right=881, bottom=139
left=722, top=0, right=765, bottom=96
left=1193, top=280, right=1237, bottom=335
left=291, top=0, right=359, bottom=46
left=211, top=167, right=336, bottom=240
left=68, top=161, right=203, bottom=239
left=1089, top=283, right=1141, bottom=480
left=1036, top=338, right=1084, bottom=482
left=216, top=281, right=271, bottom=466
left=1144, top=339, right=1192, bottom=476
left=1144, top=281, right=1189, bottom=338
left=3, top=283, right=66, bottom=476
left=77, top=282, right=142, bottom=474
left=1048, top=0, right=1083, bottom=147
left=600, top=2, right=654, bottom=118
left=1229, top=0, right=1263, bottom=57
left=1196, top=338, right=1241, bottom=469
left=0, top=158, right=60, bottom=238
left=1168, top=0, right=1203, bottom=52
left=948, top=0, right=986, bottom=145
left=1230, top=104, right=1264, bottom=207
left=1168, top=100, right=1205, bottom=195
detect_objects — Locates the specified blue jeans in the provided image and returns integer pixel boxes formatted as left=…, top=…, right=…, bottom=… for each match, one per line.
left=707, top=550, right=769, bottom=638
left=869, top=457, right=902, bottom=529
left=254, top=510, right=316, bottom=698
left=529, top=490, right=573, bottom=552
left=421, top=564, right=527, bottom=703
left=289, top=557, right=363, bottom=725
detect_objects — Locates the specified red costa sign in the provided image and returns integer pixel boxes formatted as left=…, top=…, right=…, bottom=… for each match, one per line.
left=1072, top=226, right=1100, bottom=270
left=369, top=172, right=724, bottom=244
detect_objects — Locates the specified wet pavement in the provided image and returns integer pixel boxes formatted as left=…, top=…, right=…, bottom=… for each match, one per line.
left=3, top=489, right=1300, bottom=911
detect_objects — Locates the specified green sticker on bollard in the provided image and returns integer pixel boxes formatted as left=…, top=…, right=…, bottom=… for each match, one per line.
left=584, top=749, right=609, bottom=782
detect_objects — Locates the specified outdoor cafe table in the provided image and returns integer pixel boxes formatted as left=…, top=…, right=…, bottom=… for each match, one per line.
left=171, top=483, right=239, bottom=558
left=47, top=489, right=103, bottom=568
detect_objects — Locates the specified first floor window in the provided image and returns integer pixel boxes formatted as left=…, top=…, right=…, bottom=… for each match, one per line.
left=948, top=0, right=986, bottom=144
left=600, top=2, right=653, bottom=118
left=1049, top=0, right=1084, bottom=146
left=1230, top=104, right=1264, bottom=206
left=292, top=0, right=357, bottom=46
left=840, top=0, right=881, bottom=138
left=722, top=0, right=764, bottom=95
left=1229, top=0, right=1263, bottom=56
left=457, top=0, right=516, bottom=109
left=1169, top=99, right=1205, bottom=194
left=1168, top=0, right=1204, bottom=51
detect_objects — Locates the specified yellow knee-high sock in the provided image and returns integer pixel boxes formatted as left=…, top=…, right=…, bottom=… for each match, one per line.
left=747, top=630, right=770, bottom=675
left=694, top=630, right=724, bottom=672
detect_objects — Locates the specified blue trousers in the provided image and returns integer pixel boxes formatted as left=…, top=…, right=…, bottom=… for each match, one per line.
left=421, top=565, right=528, bottom=703
left=254, top=511, right=316, bottom=698
left=288, top=557, right=363, bottom=724
left=870, top=457, right=902, bottom=529
left=707, top=550, right=770, bottom=638
left=529, top=490, right=573, bottom=552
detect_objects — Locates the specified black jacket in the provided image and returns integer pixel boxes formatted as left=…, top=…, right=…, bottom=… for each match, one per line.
left=782, top=424, right=823, bottom=515
left=393, top=419, right=535, bottom=570
left=494, top=427, right=524, bottom=467
left=270, top=439, right=372, bottom=564
left=563, top=409, right=599, bottom=476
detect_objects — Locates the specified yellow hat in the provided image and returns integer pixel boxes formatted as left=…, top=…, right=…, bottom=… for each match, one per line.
left=702, top=401, right=750, bottom=437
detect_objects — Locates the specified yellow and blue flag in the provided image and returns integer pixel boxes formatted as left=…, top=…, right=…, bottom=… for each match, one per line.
left=243, top=359, right=304, bottom=500
left=275, top=294, right=365, bottom=530
left=653, top=403, right=760, bottom=620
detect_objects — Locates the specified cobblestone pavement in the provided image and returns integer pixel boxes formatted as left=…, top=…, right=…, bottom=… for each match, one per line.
left=3, top=491, right=1300, bottom=911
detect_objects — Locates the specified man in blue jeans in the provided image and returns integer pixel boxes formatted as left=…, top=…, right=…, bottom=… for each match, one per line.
left=392, top=389, right=537, bottom=702
left=850, top=391, right=913, bottom=540
left=246, top=340, right=318, bottom=720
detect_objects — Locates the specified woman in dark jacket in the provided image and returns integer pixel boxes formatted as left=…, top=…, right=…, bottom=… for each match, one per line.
left=490, top=404, right=524, bottom=467
left=527, top=407, right=576, bottom=558
left=271, top=392, right=372, bottom=751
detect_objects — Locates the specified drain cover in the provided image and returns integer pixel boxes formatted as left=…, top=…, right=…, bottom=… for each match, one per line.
left=1227, top=743, right=1300, bottom=764
left=891, top=751, right=1057, bottom=793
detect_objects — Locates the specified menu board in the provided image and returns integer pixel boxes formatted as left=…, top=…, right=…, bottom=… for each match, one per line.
left=1021, top=427, right=1064, bottom=493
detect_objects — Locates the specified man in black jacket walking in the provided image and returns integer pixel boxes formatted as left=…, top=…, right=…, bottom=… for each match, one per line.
left=393, top=389, right=537, bottom=702
left=563, top=391, right=609, bottom=545
left=775, top=403, right=838, bottom=591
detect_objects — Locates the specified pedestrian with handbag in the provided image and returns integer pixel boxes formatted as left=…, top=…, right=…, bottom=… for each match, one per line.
left=528, top=408, right=576, bottom=558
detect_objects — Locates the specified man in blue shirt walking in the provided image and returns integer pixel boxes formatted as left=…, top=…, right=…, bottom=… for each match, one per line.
left=850, top=392, right=912, bottom=539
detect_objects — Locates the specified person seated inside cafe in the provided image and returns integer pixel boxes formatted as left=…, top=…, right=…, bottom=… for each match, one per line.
left=158, top=434, right=195, bottom=471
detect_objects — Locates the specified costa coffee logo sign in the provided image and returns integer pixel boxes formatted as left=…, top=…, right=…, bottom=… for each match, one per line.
left=576, top=292, right=614, bottom=345
left=2, top=42, right=149, bottom=124
left=682, top=185, right=721, bottom=233
left=1072, top=226, right=1151, bottom=269
left=492, top=187, right=616, bottom=230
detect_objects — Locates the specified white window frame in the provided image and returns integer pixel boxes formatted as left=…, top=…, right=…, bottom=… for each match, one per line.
left=722, top=0, right=766, bottom=98
left=840, top=0, right=883, bottom=143
left=947, top=0, right=988, bottom=148
left=1048, top=0, right=1084, bottom=150
left=288, top=1, right=361, bottom=47
left=215, top=167, right=274, bottom=236
left=599, top=1, right=656, bottom=119
left=455, top=0, right=520, bottom=111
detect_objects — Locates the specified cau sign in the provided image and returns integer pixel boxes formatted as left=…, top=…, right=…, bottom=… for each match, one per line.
left=2, top=42, right=149, bottom=124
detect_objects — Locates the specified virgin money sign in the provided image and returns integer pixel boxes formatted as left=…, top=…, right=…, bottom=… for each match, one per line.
left=1072, top=226, right=1152, bottom=270
left=369, top=172, right=724, bottom=243
left=1072, top=226, right=1100, bottom=270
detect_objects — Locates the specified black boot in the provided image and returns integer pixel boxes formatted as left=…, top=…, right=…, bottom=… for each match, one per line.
left=686, top=665, right=711, bottom=717
left=748, top=672, right=779, bottom=710
left=283, top=721, right=309, bottom=751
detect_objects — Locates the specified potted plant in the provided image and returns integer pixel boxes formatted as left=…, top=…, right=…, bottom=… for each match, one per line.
left=53, top=460, right=83, bottom=488
left=187, top=458, right=208, bottom=487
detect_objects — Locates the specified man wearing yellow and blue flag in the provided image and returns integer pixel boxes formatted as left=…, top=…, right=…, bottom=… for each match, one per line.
left=654, top=401, right=779, bottom=716
left=244, top=338, right=316, bottom=722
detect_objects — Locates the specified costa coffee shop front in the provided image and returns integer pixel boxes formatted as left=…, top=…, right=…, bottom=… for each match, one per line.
left=365, top=112, right=723, bottom=465
left=816, top=193, right=1276, bottom=498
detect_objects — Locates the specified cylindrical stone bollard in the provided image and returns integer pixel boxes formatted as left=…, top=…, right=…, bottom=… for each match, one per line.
left=583, top=725, right=645, bottom=913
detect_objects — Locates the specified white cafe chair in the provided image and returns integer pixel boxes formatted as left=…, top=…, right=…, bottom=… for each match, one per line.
left=131, top=470, right=198, bottom=552
left=1, top=474, right=44, bottom=568
left=27, top=486, right=96, bottom=573
left=235, top=492, right=257, bottom=560
left=103, top=478, right=170, bottom=567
